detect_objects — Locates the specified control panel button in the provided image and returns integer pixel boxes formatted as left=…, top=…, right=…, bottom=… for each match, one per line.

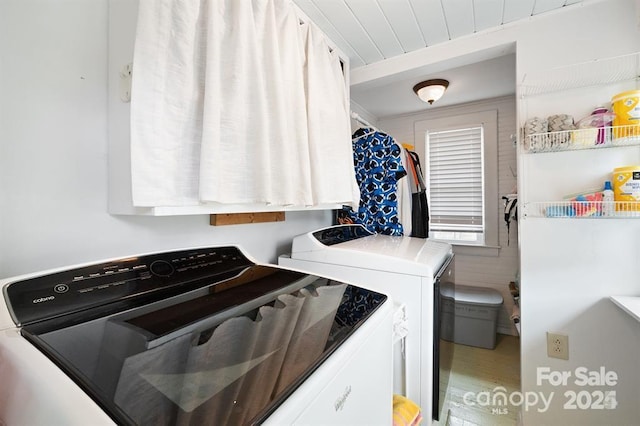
left=150, top=260, right=175, bottom=277
left=54, top=284, right=69, bottom=294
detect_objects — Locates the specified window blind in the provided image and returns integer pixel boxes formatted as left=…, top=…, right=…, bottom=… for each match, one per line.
left=427, top=126, right=484, bottom=232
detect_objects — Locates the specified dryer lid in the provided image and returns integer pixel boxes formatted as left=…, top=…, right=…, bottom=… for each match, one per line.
left=291, top=225, right=453, bottom=278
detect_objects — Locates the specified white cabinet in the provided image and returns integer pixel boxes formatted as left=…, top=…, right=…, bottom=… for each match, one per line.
left=610, top=296, right=640, bottom=322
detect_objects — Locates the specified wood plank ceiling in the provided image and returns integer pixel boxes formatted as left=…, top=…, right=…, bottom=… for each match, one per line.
left=293, top=0, right=582, bottom=69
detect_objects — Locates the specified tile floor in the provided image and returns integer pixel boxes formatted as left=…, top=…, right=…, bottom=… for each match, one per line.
left=435, top=334, right=521, bottom=426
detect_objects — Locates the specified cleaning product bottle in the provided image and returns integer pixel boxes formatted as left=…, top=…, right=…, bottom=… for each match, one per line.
left=591, top=107, right=613, bottom=145
left=602, top=181, right=614, bottom=217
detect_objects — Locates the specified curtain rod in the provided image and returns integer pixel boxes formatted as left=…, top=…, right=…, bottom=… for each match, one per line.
left=350, top=111, right=378, bottom=131
left=350, top=111, right=392, bottom=142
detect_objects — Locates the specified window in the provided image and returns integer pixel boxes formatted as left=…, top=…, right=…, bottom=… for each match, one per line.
left=427, top=126, right=484, bottom=244
left=415, top=110, right=498, bottom=249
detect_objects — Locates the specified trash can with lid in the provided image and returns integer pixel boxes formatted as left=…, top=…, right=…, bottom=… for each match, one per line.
left=441, top=284, right=504, bottom=349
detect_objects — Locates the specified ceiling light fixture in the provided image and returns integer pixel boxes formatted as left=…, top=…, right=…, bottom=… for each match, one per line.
left=413, top=79, right=449, bottom=105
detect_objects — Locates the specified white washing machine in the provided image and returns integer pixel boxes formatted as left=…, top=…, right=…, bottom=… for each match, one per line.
left=279, top=224, right=454, bottom=424
left=0, top=246, right=393, bottom=425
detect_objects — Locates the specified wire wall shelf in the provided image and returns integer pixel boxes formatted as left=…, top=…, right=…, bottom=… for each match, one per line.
left=525, top=201, right=640, bottom=218
left=523, top=125, right=640, bottom=153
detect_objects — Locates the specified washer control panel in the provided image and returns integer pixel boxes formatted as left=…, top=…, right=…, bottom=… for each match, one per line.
left=4, top=246, right=252, bottom=325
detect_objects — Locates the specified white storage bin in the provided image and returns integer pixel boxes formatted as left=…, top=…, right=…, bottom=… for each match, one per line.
left=442, top=285, right=503, bottom=349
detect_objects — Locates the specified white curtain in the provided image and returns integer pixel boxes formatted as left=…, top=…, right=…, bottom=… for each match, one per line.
left=130, top=0, right=358, bottom=208
left=301, top=22, right=360, bottom=206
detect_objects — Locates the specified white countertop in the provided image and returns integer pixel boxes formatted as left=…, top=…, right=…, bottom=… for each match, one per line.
left=610, top=296, right=640, bottom=322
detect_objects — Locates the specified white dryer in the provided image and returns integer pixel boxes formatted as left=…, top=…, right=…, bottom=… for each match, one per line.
left=279, top=224, right=454, bottom=424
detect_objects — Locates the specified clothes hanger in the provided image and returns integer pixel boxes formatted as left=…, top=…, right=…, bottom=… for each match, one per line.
left=352, top=129, right=378, bottom=141
left=350, top=112, right=387, bottom=141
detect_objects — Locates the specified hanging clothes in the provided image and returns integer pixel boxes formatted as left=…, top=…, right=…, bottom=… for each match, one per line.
left=397, top=148, right=414, bottom=236
left=347, top=128, right=406, bottom=236
left=405, top=149, right=430, bottom=238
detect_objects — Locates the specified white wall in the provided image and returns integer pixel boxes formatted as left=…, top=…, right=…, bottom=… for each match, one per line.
left=0, top=0, right=332, bottom=278
left=379, top=96, right=519, bottom=336
left=515, top=3, right=640, bottom=423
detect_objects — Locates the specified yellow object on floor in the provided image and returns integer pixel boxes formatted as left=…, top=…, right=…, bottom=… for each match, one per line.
left=392, top=394, right=422, bottom=426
